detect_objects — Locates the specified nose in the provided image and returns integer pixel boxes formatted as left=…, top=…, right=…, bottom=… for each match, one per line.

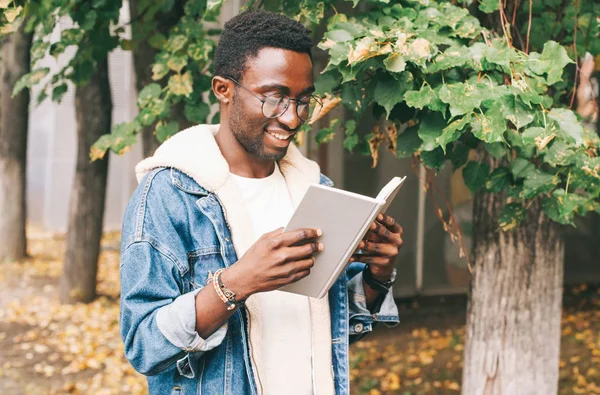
left=276, top=100, right=303, bottom=131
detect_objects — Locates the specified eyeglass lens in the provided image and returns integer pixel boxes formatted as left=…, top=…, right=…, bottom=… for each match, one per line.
left=262, top=95, right=322, bottom=122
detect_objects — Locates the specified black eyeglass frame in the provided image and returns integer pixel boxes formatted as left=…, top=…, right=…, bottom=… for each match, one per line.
left=226, top=76, right=322, bottom=122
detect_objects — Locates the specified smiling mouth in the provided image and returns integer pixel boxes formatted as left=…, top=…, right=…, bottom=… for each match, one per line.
left=265, top=129, right=294, bottom=141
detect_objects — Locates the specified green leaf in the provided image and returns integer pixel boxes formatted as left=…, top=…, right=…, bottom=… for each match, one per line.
left=541, top=189, right=587, bottom=225
left=52, top=83, right=68, bottom=103
left=156, top=121, right=180, bottom=142
left=81, top=10, right=97, bottom=30
left=139, top=108, right=157, bottom=127
left=483, top=39, right=515, bottom=72
left=187, top=41, right=212, bottom=62
left=166, top=35, right=188, bottom=52
left=315, top=119, right=339, bottom=145
left=325, top=29, right=354, bottom=42
left=374, top=72, right=413, bottom=118
left=395, top=125, right=422, bottom=158
left=471, top=105, right=506, bottom=143
left=418, top=113, right=446, bottom=151
left=168, top=72, right=193, bottom=97
left=61, top=28, right=85, bottom=45
left=547, top=108, right=584, bottom=146
left=404, top=85, right=436, bottom=110
left=421, top=147, right=446, bottom=171
left=511, top=158, right=535, bottom=179
left=49, top=42, right=66, bottom=58
left=167, top=55, right=188, bottom=73
left=462, top=161, right=490, bottom=193
left=543, top=140, right=576, bottom=167
left=137, top=83, right=162, bottom=108
left=314, top=70, right=340, bottom=96
left=484, top=142, right=506, bottom=159
left=522, top=169, right=557, bottom=199
left=479, top=0, right=500, bottom=13
left=522, top=126, right=556, bottom=150
left=439, top=114, right=471, bottom=153
left=13, top=67, right=50, bottom=97
left=152, top=61, right=169, bottom=81
left=427, top=45, right=469, bottom=73
left=184, top=102, right=210, bottom=123
left=501, top=96, right=534, bottom=130
left=343, top=119, right=358, bottom=152
left=439, top=83, right=482, bottom=117
left=498, top=203, right=527, bottom=231
left=527, top=41, right=573, bottom=85
left=485, top=167, right=511, bottom=193
left=449, top=143, right=470, bottom=170
left=31, top=41, right=50, bottom=63
left=384, top=53, right=406, bottom=73
left=149, top=33, right=167, bottom=49
left=4, top=6, right=22, bottom=23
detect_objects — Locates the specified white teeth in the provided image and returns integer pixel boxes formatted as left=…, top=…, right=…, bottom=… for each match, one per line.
left=267, top=131, right=291, bottom=140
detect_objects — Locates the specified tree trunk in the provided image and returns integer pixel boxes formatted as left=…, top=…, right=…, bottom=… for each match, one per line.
left=59, top=58, right=112, bottom=304
left=462, top=157, right=564, bottom=395
left=0, top=25, right=33, bottom=262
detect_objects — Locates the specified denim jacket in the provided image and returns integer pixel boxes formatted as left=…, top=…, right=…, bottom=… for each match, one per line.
left=119, top=125, right=400, bottom=395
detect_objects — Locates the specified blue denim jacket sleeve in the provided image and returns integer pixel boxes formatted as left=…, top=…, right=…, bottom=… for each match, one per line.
left=120, top=240, right=227, bottom=375
left=346, top=262, right=399, bottom=341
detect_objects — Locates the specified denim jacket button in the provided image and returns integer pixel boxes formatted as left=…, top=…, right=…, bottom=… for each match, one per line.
left=354, top=323, right=364, bottom=333
left=225, top=237, right=230, bottom=242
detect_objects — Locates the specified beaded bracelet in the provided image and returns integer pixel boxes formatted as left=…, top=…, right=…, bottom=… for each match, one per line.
left=211, top=269, right=244, bottom=311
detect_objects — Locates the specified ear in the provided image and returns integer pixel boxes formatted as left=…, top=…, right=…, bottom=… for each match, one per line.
left=212, top=76, right=233, bottom=104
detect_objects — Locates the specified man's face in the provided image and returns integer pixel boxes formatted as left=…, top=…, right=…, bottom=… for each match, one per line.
left=228, top=47, right=314, bottom=161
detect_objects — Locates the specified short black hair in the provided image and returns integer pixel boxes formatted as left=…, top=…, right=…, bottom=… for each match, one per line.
left=213, top=10, right=313, bottom=81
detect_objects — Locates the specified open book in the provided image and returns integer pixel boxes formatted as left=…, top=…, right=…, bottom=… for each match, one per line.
left=280, top=176, right=407, bottom=299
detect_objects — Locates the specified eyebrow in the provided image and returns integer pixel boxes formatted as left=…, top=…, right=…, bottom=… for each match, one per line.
left=256, top=83, right=315, bottom=97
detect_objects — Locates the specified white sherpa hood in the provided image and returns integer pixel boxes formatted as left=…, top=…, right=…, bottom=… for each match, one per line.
left=135, top=123, right=320, bottom=198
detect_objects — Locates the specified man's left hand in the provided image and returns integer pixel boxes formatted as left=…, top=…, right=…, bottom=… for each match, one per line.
left=350, top=213, right=403, bottom=281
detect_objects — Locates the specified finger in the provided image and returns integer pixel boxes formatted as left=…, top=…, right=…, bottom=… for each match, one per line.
left=288, top=269, right=311, bottom=284
left=261, top=227, right=284, bottom=239
left=350, top=255, right=392, bottom=266
left=278, top=258, right=315, bottom=279
left=271, top=228, right=322, bottom=249
left=377, top=213, right=403, bottom=234
left=371, top=222, right=402, bottom=244
left=367, top=232, right=381, bottom=242
left=284, top=242, right=323, bottom=261
left=361, top=241, right=399, bottom=257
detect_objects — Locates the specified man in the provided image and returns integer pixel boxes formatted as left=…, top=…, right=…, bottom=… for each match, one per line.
left=120, top=10, right=403, bottom=395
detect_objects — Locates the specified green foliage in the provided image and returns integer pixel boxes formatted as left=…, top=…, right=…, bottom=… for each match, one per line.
left=6, top=0, right=598, bottom=232
left=308, top=0, right=600, bottom=230
left=7, top=0, right=122, bottom=105
left=91, top=0, right=224, bottom=155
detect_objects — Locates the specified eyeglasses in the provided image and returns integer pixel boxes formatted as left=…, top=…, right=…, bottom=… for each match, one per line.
left=227, top=77, right=323, bottom=123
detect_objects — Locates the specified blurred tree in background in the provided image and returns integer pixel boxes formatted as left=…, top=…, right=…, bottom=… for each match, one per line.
left=0, top=9, right=31, bottom=263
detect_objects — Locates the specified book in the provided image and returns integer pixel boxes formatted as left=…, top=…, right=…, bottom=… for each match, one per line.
left=279, top=176, right=407, bottom=298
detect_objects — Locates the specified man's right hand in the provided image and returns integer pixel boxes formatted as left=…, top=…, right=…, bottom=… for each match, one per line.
left=221, top=227, right=323, bottom=300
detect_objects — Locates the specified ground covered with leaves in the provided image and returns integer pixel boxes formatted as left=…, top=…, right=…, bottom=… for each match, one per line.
left=0, top=232, right=598, bottom=394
